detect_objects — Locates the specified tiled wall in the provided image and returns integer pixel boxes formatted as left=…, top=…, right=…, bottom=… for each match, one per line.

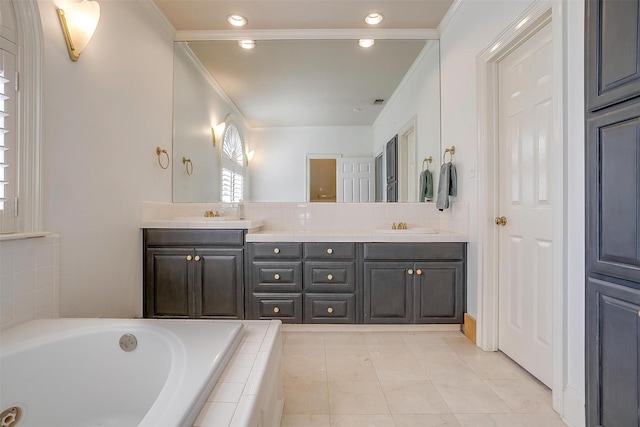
left=0, top=234, right=60, bottom=331
left=141, top=201, right=468, bottom=235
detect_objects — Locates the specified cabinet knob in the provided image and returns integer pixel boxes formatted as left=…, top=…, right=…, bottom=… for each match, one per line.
left=273, top=248, right=280, bottom=254
left=408, top=269, right=414, bottom=275
left=416, top=269, right=422, bottom=275
left=274, top=273, right=280, bottom=280
left=186, top=255, right=192, bottom=261
left=194, top=255, right=201, bottom=261
left=327, top=274, right=333, bottom=281
left=327, top=307, right=334, bottom=314
left=273, top=307, right=280, bottom=313
left=327, top=248, right=333, bottom=254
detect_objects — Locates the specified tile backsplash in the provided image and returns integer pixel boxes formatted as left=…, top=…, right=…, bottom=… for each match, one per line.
left=0, top=234, right=60, bottom=331
left=141, top=201, right=468, bottom=235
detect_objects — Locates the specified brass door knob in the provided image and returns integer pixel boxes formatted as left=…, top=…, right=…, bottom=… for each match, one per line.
left=186, top=255, right=192, bottom=261
left=416, top=269, right=422, bottom=275
left=327, top=248, right=333, bottom=254
left=274, top=273, right=280, bottom=280
left=408, top=269, right=414, bottom=275
left=495, top=216, right=507, bottom=226
left=194, top=255, right=201, bottom=261
left=327, top=307, right=334, bottom=314
left=273, top=307, right=280, bottom=313
left=273, top=248, right=280, bottom=254
left=327, top=274, right=333, bottom=281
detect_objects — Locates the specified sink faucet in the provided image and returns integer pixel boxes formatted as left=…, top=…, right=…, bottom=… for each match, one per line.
left=204, top=210, right=220, bottom=218
left=393, top=222, right=408, bottom=230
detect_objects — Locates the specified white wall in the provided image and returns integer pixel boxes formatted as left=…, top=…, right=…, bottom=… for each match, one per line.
left=249, top=126, right=373, bottom=201
left=39, top=0, right=174, bottom=317
left=173, top=43, right=251, bottom=202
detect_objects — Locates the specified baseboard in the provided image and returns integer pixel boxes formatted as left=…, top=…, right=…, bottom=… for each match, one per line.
left=463, top=313, right=477, bottom=344
left=562, top=386, right=585, bottom=427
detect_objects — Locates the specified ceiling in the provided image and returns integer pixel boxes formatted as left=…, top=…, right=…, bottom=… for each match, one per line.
left=153, top=1, right=455, bottom=127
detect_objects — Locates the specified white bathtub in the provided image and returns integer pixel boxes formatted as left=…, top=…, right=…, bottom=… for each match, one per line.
left=0, top=318, right=245, bottom=427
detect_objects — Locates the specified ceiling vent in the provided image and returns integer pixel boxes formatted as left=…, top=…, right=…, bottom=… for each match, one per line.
left=373, top=99, right=385, bottom=105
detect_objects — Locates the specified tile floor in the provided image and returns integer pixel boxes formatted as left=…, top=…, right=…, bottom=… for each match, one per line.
left=279, top=329, right=568, bottom=427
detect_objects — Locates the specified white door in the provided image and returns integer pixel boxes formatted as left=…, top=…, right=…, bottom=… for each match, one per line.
left=497, top=22, right=553, bottom=387
left=337, top=157, right=375, bottom=202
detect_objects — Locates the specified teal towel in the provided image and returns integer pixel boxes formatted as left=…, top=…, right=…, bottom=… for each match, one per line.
left=437, top=162, right=457, bottom=210
left=419, top=170, right=433, bottom=202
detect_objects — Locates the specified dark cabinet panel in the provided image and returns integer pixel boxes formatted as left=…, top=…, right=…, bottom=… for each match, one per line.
left=304, top=261, right=356, bottom=292
left=304, top=242, right=355, bottom=259
left=586, top=0, right=640, bottom=111
left=363, top=242, right=465, bottom=261
left=144, top=247, right=193, bottom=318
left=251, top=261, right=303, bottom=292
left=586, top=278, right=640, bottom=427
left=304, top=294, right=356, bottom=323
left=364, top=262, right=413, bottom=323
left=414, top=262, right=464, bottom=323
left=587, top=104, right=640, bottom=283
left=250, top=242, right=303, bottom=259
left=196, top=248, right=244, bottom=318
left=252, top=293, right=303, bottom=323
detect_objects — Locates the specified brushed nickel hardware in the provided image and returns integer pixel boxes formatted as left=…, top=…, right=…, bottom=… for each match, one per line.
left=327, top=248, right=333, bottom=254
left=443, top=145, right=456, bottom=163
left=194, top=255, right=201, bottom=261
left=273, top=248, right=280, bottom=254
left=416, top=269, right=423, bottom=275
left=119, top=333, right=137, bottom=352
left=408, top=269, right=414, bottom=275
left=182, top=157, right=193, bottom=176
left=327, top=307, right=334, bottom=314
left=156, top=147, right=169, bottom=169
left=186, top=255, right=192, bottom=261
left=422, top=156, right=433, bottom=171
left=273, top=307, right=280, bottom=313
left=495, top=216, right=508, bottom=226
left=274, top=273, right=280, bottom=280
left=1, top=406, right=21, bottom=426
left=327, top=274, right=333, bottom=281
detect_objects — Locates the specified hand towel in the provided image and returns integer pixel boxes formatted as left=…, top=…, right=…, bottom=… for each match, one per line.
left=436, top=162, right=457, bottom=210
left=419, top=170, right=434, bottom=202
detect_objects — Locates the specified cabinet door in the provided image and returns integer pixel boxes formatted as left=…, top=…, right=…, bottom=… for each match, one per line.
left=304, top=293, right=355, bottom=323
left=364, top=262, right=412, bottom=323
left=414, top=262, right=464, bottom=323
left=586, top=0, right=640, bottom=111
left=252, top=293, right=303, bottom=323
left=195, top=248, right=244, bottom=319
left=304, top=261, right=356, bottom=292
left=587, top=278, right=640, bottom=427
left=144, top=247, right=193, bottom=318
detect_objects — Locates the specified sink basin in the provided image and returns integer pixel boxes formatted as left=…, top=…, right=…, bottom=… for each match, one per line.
left=375, top=228, right=438, bottom=234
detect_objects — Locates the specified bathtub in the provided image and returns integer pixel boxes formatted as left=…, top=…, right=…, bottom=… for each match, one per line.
left=0, top=318, right=245, bottom=427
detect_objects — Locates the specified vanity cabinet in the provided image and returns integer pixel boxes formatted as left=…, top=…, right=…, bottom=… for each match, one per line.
left=247, top=242, right=359, bottom=323
left=363, top=243, right=465, bottom=324
left=143, top=229, right=245, bottom=319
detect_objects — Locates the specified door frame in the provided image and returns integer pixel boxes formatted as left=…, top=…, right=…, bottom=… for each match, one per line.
left=476, top=0, right=566, bottom=413
left=397, top=116, right=418, bottom=202
left=305, top=154, right=341, bottom=202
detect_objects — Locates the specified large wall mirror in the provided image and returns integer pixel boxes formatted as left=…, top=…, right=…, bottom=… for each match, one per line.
left=172, top=38, right=441, bottom=203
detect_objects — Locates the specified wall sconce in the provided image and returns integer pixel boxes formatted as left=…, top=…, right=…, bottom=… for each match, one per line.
left=212, top=123, right=226, bottom=146
left=246, top=150, right=255, bottom=163
left=57, top=0, right=101, bottom=62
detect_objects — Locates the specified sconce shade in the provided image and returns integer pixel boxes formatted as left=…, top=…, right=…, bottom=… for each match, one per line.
left=246, top=150, right=255, bottom=162
left=212, top=122, right=226, bottom=146
left=57, top=0, right=101, bottom=62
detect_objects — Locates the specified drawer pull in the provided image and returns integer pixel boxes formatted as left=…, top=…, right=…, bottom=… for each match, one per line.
left=273, top=307, right=280, bottom=313
left=194, top=255, right=201, bottom=261
left=273, top=248, right=280, bottom=254
left=327, top=274, right=333, bottom=281
left=408, top=269, right=414, bottom=275
left=327, top=248, right=333, bottom=254
left=327, top=307, right=334, bottom=314
left=186, top=255, right=193, bottom=261
left=274, top=273, right=281, bottom=280
left=416, top=269, right=422, bottom=275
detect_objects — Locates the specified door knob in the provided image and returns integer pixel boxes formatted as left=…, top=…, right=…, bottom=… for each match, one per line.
left=495, top=216, right=507, bottom=226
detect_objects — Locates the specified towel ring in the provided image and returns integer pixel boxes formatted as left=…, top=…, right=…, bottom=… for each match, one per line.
left=182, top=157, right=193, bottom=176
left=156, top=147, right=169, bottom=169
left=422, top=156, right=433, bottom=171
left=443, top=146, right=455, bottom=163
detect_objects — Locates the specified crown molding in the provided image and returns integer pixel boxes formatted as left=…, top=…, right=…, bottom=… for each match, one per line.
left=175, top=28, right=439, bottom=42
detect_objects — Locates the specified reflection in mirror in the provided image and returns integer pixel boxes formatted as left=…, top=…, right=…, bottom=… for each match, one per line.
left=172, top=39, right=441, bottom=202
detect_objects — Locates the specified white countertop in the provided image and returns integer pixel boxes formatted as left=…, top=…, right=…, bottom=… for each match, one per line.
left=141, top=218, right=264, bottom=230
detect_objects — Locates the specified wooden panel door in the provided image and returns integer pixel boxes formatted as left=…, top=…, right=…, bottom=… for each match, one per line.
left=144, top=247, right=193, bottom=318
left=386, top=135, right=398, bottom=202
left=364, top=262, right=412, bottom=323
left=337, top=157, right=375, bottom=202
left=196, top=248, right=244, bottom=319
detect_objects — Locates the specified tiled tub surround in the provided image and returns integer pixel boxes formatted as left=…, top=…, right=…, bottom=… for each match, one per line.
left=140, top=201, right=468, bottom=241
left=0, top=234, right=60, bottom=330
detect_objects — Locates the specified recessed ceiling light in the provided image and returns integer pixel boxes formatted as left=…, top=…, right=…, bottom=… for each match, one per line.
left=238, top=40, right=256, bottom=49
left=359, top=39, right=375, bottom=48
left=364, top=12, right=384, bottom=25
left=227, top=14, right=247, bottom=27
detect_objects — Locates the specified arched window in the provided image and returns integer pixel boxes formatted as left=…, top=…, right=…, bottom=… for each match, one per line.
left=221, top=124, right=245, bottom=202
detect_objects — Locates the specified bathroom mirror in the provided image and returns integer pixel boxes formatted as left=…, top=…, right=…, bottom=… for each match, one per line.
left=172, top=38, right=441, bottom=202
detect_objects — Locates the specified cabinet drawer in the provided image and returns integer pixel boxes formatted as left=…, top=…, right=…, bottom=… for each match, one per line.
left=304, top=242, right=355, bottom=259
left=250, top=242, right=302, bottom=259
left=304, top=294, right=355, bottom=323
left=253, top=293, right=302, bottom=323
left=251, top=261, right=302, bottom=291
left=144, top=229, right=244, bottom=246
left=304, top=261, right=356, bottom=292
left=363, top=243, right=465, bottom=261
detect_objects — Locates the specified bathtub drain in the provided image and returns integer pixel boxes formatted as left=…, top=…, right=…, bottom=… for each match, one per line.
left=119, top=333, right=137, bottom=352
left=1, top=407, right=22, bottom=427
